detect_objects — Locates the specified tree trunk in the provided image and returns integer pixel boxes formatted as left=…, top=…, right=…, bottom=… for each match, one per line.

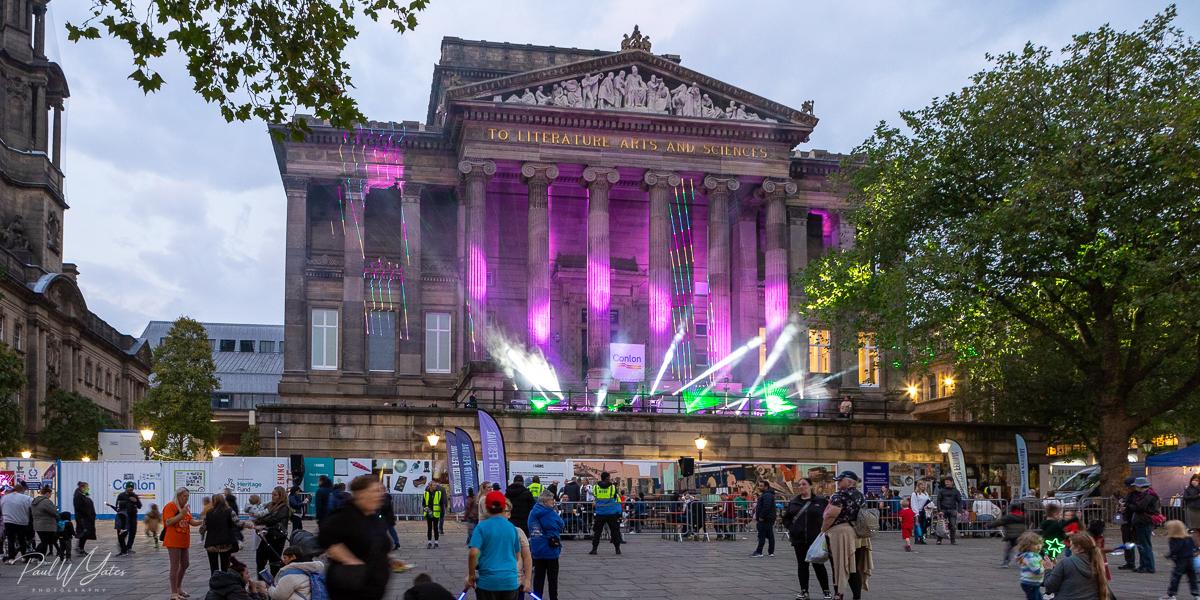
left=1096, top=410, right=1134, bottom=497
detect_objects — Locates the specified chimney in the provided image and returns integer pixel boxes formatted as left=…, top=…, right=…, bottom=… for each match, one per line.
left=61, top=262, right=79, bottom=281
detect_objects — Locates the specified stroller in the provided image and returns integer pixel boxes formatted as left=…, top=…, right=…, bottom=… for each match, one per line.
left=289, top=529, right=322, bottom=561
left=928, top=508, right=950, bottom=544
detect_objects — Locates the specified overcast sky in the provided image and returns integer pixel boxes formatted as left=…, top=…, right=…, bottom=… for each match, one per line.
left=46, top=1, right=1197, bottom=336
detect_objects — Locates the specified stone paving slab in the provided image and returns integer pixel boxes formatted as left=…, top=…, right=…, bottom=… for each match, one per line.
left=0, top=523, right=1171, bottom=599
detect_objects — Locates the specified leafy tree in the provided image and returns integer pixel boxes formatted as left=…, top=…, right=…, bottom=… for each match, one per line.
left=133, top=317, right=220, bottom=460
left=237, top=425, right=261, bottom=457
left=40, top=389, right=115, bottom=460
left=0, top=342, right=25, bottom=456
left=800, top=8, right=1200, bottom=495
left=65, top=0, right=430, bottom=140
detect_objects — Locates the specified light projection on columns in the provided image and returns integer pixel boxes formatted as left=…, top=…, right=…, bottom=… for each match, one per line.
left=761, top=178, right=798, bottom=347
left=644, top=169, right=681, bottom=386
left=522, top=162, right=558, bottom=350
left=667, top=179, right=698, bottom=382
left=582, top=166, right=619, bottom=373
left=459, top=159, right=497, bottom=358
left=363, top=258, right=408, bottom=339
left=703, top=175, right=739, bottom=382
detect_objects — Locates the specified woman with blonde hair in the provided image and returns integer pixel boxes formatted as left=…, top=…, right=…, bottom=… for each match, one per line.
left=1044, top=532, right=1108, bottom=600
left=252, top=486, right=291, bottom=577
left=163, top=487, right=202, bottom=600
left=910, top=480, right=931, bottom=544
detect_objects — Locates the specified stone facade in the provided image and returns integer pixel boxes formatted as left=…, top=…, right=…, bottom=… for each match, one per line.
left=270, top=32, right=903, bottom=411
left=0, top=0, right=151, bottom=449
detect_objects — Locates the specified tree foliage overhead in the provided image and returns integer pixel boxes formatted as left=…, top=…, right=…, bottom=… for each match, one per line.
left=133, top=316, right=220, bottom=460
left=66, top=0, right=430, bottom=139
left=800, top=8, right=1200, bottom=494
left=40, top=389, right=115, bottom=460
left=0, top=342, right=26, bottom=456
left=237, top=425, right=261, bottom=457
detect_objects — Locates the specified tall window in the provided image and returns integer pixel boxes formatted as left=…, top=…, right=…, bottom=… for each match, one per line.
left=425, top=312, right=451, bottom=374
left=857, top=332, right=880, bottom=387
left=13, top=323, right=22, bottom=351
left=368, top=311, right=396, bottom=372
left=808, top=329, right=831, bottom=373
left=311, top=308, right=339, bottom=370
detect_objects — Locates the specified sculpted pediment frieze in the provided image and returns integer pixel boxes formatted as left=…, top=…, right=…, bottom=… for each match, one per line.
left=446, top=46, right=816, bottom=129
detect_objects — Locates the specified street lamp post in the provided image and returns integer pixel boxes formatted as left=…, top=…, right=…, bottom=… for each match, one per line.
left=694, top=435, right=708, bottom=463
left=274, top=429, right=283, bottom=457
left=426, top=432, right=440, bottom=480
left=140, top=428, right=155, bottom=460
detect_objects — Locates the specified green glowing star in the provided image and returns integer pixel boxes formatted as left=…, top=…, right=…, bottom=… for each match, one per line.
left=1043, top=537, right=1065, bottom=559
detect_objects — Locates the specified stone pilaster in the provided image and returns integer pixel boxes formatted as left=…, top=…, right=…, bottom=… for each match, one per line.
left=644, top=169, right=681, bottom=384
left=51, top=102, right=61, bottom=168
left=342, top=183, right=366, bottom=376
left=582, top=166, right=619, bottom=377
left=761, top=179, right=797, bottom=351
left=786, top=205, right=810, bottom=389
left=458, top=159, right=496, bottom=360
left=731, top=202, right=759, bottom=384
left=32, top=84, right=45, bottom=152
left=703, top=175, right=739, bottom=377
left=398, top=181, right=425, bottom=374
left=282, top=175, right=309, bottom=375
left=522, top=163, right=558, bottom=351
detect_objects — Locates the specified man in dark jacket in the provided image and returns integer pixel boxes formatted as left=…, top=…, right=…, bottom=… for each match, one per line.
left=1117, top=475, right=1138, bottom=570
left=72, top=481, right=97, bottom=555
left=935, top=477, right=964, bottom=545
left=560, top=478, right=581, bottom=502
left=314, top=476, right=333, bottom=523
left=115, top=482, right=142, bottom=555
left=505, top=475, right=534, bottom=535
left=750, top=482, right=777, bottom=557
left=1128, top=477, right=1159, bottom=573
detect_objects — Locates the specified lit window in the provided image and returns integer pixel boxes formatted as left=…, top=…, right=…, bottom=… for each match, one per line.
left=258, top=340, right=275, bottom=353
left=311, top=308, right=339, bottom=370
left=808, top=329, right=831, bottom=373
left=857, top=332, right=879, bottom=387
left=368, top=311, right=396, bottom=372
left=425, top=312, right=452, bottom=374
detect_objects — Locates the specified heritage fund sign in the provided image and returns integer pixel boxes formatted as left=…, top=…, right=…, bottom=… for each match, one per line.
left=485, top=127, right=773, bottom=159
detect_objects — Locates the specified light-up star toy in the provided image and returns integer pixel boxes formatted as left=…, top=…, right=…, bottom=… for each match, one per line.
left=1044, top=537, right=1065, bottom=559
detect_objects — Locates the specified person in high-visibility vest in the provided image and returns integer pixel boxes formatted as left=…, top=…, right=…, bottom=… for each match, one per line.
left=423, top=481, right=443, bottom=548
left=527, top=476, right=544, bottom=500
left=589, top=471, right=623, bottom=555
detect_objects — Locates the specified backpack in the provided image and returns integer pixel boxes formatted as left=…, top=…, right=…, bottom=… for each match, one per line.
left=277, top=568, right=328, bottom=600
left=853, top=507, right=879, bottom=539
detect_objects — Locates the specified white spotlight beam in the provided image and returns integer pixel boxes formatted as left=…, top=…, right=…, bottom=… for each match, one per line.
left=673, top=336, right=763, bottom=396
left=649, top=326, right=688, bottom=396
left=750, top=322, right=799, bottom=392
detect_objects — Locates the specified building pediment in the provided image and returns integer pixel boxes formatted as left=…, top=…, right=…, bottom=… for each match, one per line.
left=445, top=49, right=817, bottom=129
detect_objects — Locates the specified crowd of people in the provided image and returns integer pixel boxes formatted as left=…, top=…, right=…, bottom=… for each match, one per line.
left=0, top=468, right=1197, bottom=599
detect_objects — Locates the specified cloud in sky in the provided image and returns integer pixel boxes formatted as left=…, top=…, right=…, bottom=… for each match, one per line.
left=48, top=1, right=1196, bottom=336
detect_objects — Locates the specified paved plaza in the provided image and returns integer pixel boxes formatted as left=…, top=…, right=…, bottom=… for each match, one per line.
left=0, top=521, right=1171, bottom=599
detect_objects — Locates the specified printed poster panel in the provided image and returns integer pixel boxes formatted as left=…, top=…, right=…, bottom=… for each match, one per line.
left=863, top=462, right=890, bottom=495
left=104, top=461, right=163, bottom=511
left=212, top=457, right=289, bottom=496
left=693, top=462, right=837, bottom=497
left=387, top=459, right=433, bottom=494
left=347, top=458, right=373, bottom=481
left=172, top=469, right=208, bottom=493
left=609, top=343, right=646, bottom=383
left=302, top=458, right=334, bottom=516
left=509, top=461, right=571, bottom=491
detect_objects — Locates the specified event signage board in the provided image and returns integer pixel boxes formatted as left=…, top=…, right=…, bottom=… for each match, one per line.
left=105, top=461, right=163, bottom=507
left=609, top=343, right=646, bottom=383
left=509, top=461, right=571, bottom=490
left=1015, top=434, right=1031, bottom=498
left=302, top=458, right=334, bottom=515
left=947, top=440, right=970, bottom=494
left=445, top=430, right=464, bottom=512
left=387, top=459, right=433, bottom=494
left=212, top=457, right=289, bottom=496
left=863, top=462, right=890, bottom=494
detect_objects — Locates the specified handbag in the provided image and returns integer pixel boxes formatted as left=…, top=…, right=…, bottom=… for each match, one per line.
left=805, top=532, right=829, bottom=563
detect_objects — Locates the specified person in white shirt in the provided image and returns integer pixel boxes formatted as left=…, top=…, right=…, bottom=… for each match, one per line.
left=910, top=481, right=932, bottom=545
left=2, top=482, right=34, bottom=563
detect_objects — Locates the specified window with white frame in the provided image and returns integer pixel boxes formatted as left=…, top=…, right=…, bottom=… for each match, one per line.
left=425, top=312, right=451, bottom=374
left=808, top=329, right=831, bottom=373
left=857, top=332, right=880, bottom=387
left=13, top=323, right=22, bottom=351
left=310, top=308, right=339, bottom=370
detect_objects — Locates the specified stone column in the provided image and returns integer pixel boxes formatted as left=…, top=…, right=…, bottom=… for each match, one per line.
left=51, top=102, right=61, bottom=168
left=522, top=163, right=558, bottom=351
left=32, top=84, right=45, bottom=151
left=398, top=181, right=424, bottom=373
left=703, top=175, right=739, bottom=377
left=731, top=202, right=759, bottom=384
left=786, top=206, right=810, bottom=390
left=32, top=2, right=45, bottom=57
left=582, top=166, right=619, bottom=377
left=644, top=170, right=680, bottom=384
left=762, top=179, right=797, bottom=350
left=281, top=175, right=309, bottom=374
left=341, top=184, right=366, bottom=375
left=458, top=159, right=496, bottom=360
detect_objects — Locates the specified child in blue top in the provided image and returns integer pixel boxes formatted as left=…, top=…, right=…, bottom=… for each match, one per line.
left=1015, top=531, right=1049, bottom=600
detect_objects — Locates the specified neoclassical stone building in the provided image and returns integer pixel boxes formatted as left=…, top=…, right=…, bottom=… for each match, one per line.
left=0, top=0, right=150, bottom=449
left=271, top=30, right=905, bottom=412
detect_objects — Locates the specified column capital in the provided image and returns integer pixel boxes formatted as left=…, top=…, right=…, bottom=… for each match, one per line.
left=582, top=166, right=620, bottom=189
left=399, top=180, right=425, bottom=203
left=760, top=178, right=798, bottom=198
left=281, top=174, right=309, bottom=194
left=520, top=162, right=560, bottom=184
left=703, top=175, right=741, bottom=194
left=458, top=159, right=497, bottom=180
left=787, top=205, right=808, bottom=224
left=642, top=170, right=680, bottom=189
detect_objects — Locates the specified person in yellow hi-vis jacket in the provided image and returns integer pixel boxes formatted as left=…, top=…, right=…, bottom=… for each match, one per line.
left=423, top=481, right=444, bottom=548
